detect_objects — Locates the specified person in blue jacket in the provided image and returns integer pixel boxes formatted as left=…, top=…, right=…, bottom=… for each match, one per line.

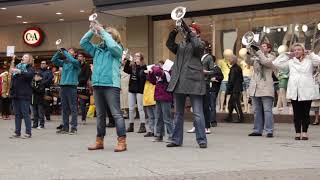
left=51, top=48, right=80, bottom=135
left=80, top=23, right=127, bottom=152
left=10, top=53, right=35, bottom=139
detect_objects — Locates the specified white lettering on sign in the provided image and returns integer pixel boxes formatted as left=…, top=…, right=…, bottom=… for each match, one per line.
left=24, top=30, right=40, bottom=45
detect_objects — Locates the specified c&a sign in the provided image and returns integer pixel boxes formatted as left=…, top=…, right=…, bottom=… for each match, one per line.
left=23, top=27, right=44, bottom=47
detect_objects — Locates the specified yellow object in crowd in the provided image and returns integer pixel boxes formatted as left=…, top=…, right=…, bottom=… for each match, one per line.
left=217, top=59, right=231, bottom=81
left=143, top=80, right=156, bottom=106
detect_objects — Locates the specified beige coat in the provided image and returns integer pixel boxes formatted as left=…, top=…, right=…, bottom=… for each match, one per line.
left=245, top=50, right=275, bottom=97
left=120, top=67, right=130, bottom=109
left=273, top=52, right=320, bottom=101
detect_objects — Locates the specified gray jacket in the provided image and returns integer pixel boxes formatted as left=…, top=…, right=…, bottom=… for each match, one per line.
left=245, top=50, right=275, bottom=97
left=166, top=30, right=206, bottom=95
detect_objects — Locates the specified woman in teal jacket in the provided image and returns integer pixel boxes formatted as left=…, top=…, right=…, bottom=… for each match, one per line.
left=80, top=24, right=127, bottom=152
left=51, top=48, right=80, bottom=135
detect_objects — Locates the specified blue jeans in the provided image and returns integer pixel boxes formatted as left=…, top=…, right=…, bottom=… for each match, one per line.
left=155, top=101, right=173, bottom=137
left=32, top=104, right=45, bottom=127
left=145, top=105, right=156, bottom=134
left=93, top=86, right=126, bottom=137
left=12, top=99, right=32, bottom=135
left=79, top=98, right=88, bottom=121
left=252, top=96, right=274, bottom=134
left=172, top=94, right=207, bottom=145
left=60, top=86, right=78, bottom=131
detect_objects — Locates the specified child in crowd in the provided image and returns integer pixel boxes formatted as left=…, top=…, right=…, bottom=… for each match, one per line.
left=31, top=72, right=46, bottom=129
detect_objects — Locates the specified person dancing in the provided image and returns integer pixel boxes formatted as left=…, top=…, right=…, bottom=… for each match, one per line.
left=273, top=43, right=320, bottom=140
left=80, top=22, right=127, bottom=152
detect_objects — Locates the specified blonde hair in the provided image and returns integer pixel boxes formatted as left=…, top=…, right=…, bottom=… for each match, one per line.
left=23, top=53, right=34, bottom=65
left=291, top=43, right=306, bottom=52
left=106, top=27, right=122, bottom=45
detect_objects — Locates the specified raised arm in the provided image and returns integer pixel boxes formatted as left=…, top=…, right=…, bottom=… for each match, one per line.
left=80, top=30, right=97, bottom=57
left=189, top=33, right=204, bottom=58
left=308, top=52, right=320, bottom=66
left=62, top=50, right=80, bottom=69
left=51, top=52, right=64, bottom=67
left=272, top=53, right=290, bottom=72
left=255, top=50, right=275, bottom=68
left=166, top=29, right=179, bottom=54
left=100, top=29, right=122, bottom=59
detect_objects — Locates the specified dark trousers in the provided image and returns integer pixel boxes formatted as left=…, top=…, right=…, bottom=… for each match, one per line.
left=291, top=100, right=312, bottom=133
left=227, top=92, right=244, bottom=121
left=43, top=100, right=51, bottom=121
left=32, top=104, right=45, bottom=127
left=203, top=89, right=218, bottom=128
left=79, top=98, right=88, bottom=121
left=1, top=97, right=10, bottom=116
left=12, top=99, right=32, bottom=135
left=60, top=86, right=78, bottom=131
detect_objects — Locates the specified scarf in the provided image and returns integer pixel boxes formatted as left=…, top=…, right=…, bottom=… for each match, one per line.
left=14, top=63, right=28, bottom=76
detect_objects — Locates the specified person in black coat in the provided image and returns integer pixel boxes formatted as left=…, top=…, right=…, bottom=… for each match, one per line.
left=77, top=53, right=91, bottom=123
left=31, top=72, right=46, bottom=129
left=10, top=53, right=35, bottom=138
left=39, top=60, right=53, bottom=121
left=166, top=23, right=207, bottom=149
left=123, top=52, right=147, bottom=133
left=225, top=55, right=244, bottom=123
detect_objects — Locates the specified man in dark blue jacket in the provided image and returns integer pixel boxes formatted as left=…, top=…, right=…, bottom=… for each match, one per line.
left=39, top=60, right=53, bottom=121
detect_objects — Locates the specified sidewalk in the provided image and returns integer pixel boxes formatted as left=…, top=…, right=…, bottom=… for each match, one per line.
left=0, top=117, right=320, bottom=180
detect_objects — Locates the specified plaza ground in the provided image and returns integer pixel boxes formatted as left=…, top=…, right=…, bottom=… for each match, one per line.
left=0, top=116, right=320, bottom=180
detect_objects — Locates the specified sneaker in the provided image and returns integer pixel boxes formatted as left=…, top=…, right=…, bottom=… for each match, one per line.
left=248, top=132, right=262, bottom=136
left=152, top=136, right=163, bottom=142
left=166, top=143, right=181, bottom=147
left=9, top=134, right=21, bottom=139
left=56, top=129, right=68, bottom=134
left=56, top=124, right=63, bottom=130
left=32, top=125, right=38, bottom=129
left=144, top=132, right=154, bottom=137
left=187, top=127, right=195, bottom=133
left=37, top=126, right=44, bottom=130
left=199, top=143, right=207, bottom=148
left=266, top=133, right=274, bottom=138
left=21, top=134, right=32, bottom=139
left=69, top=129, right=77, bottom=135
left=205, top=128, right=211, bottom=134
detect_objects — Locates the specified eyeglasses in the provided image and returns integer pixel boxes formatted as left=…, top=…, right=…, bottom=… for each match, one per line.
left=41, top=63, right=46, bottom=64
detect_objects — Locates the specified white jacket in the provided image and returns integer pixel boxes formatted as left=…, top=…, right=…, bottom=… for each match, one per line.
left=273, top=52, right=320, bottom=101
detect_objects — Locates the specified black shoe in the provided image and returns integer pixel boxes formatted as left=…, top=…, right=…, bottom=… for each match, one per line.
left=153, top=136, right=163, bottom=142
left=137, top=123, right=146, bottom=133
left=295, top=136, right=301, bottom=140
left=69, top=129, right=77, bottom=135
left=32, top=125, right=38, bottom=129
left=126, top=123, right=134, bottom=132
left=301, top=136, right=309, bottom=140
left=211, top=121, right=217, bottom=127
left=144, top=132, right=154, bottom=137
left=266, top=133, right=273, bottom=138
left=56, top=124, right=63, bottom=130
left=199, top=143, right=207, bottom=148
left=56, top=129, right=68, bottom=134
left=248, top=132, right=262, bottom=136
left=166, top=143, right=181, bottom=147
left=106, top=122, right=115, bottom=128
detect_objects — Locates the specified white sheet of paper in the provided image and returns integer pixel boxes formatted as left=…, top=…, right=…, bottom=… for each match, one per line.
left=6, top=46, right=15, bottom=57
left=163, top=59, right=174, bottom=71
left=147, top=64, right=154, bottom=71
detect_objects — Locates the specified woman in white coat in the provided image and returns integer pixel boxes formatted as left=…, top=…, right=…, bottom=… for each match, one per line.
left=273, top=43, right=320, bottom=140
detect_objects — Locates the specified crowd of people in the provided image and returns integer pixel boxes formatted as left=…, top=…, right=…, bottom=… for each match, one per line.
left=1, top=20, right=320, bottom=152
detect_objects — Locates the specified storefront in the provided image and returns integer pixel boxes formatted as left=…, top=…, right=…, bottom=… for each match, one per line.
left=152, top=3, right=320, bottom=61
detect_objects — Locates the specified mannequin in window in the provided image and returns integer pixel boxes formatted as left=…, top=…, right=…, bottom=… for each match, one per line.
left=217, top=49, right=233, bottom=112
left=276, top=45, right=289, bottom=112
left=239, top=48, right=253, bottom=113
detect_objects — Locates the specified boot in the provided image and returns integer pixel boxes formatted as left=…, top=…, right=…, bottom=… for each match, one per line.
left=114, top=136, right=127, bottom=152
left=88, top=137, right=104, bottom=150
left=126, top=123, right=134, bottom=132
left=137, top=123, right=146, bottom=133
